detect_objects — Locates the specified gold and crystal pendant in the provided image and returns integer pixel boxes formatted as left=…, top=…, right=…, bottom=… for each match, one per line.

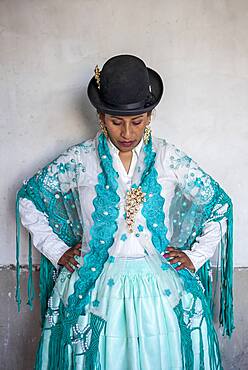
left=125, top=186, right=146, bottom=233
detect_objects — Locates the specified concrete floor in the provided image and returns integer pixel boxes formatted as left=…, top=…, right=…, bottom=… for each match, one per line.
left=0, top=268, right=247, bottom=370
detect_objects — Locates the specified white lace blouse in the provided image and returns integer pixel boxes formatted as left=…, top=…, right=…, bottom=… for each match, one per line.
left=19, top=133, right=227, bottom=272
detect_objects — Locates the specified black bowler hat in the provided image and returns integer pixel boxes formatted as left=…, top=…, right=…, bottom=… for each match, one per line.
left=87, top=54, right=164, bottom=116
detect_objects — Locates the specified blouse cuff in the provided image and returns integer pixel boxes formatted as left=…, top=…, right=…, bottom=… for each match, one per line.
left=183, top=249, right=208, bottom=273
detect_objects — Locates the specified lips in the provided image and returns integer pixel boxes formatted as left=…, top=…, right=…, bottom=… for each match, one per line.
left=118, top=141, right=135, bottom=147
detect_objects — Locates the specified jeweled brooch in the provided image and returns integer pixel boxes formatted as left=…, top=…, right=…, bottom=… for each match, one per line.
left=125, top=186, right=146, bottom=233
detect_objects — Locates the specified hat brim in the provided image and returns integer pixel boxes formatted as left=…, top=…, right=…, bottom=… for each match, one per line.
left=87, top=68, right=163, bottom=116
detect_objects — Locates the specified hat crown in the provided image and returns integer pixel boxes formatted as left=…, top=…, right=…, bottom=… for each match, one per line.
left=100, top=55, right=150, bottom=107
left=87, top=53, right=163, bottom=116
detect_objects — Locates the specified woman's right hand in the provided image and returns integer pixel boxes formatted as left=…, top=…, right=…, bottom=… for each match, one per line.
left=58, top=243, right=82, bottom=272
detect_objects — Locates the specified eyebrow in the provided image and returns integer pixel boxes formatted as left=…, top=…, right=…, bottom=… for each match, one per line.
left=110, top=115, right=144, bottom=119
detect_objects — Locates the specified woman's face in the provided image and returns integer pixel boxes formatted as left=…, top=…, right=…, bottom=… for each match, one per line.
left=100, top=112, right=151, bottom=153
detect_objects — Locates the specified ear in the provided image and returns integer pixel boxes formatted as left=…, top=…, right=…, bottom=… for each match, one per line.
left=98, top=111, right=105, bottom=123
left=145, top=111, right=152, bottom=125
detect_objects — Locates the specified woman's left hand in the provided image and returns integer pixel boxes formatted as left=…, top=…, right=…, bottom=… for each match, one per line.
left=163, top=246, right=195, bottom=272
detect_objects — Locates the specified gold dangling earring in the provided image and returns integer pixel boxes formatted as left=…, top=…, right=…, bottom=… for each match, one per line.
left=99, top=118, right=108, bottom=138
left=144, top=121, right=151, bottom=145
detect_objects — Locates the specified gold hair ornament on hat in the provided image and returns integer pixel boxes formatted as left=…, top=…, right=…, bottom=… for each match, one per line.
left=94, top=65, right=101, bottom=90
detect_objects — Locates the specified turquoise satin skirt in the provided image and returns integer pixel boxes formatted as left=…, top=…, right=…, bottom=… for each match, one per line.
left=37, top=255, right=222, bottom=370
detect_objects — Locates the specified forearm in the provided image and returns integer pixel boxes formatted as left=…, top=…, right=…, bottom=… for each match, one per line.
left=184, top=215, right=227, bottom=272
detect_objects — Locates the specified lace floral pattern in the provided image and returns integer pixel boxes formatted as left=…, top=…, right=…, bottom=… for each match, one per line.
left=64, top=132, right=169, bottom=323
left=16, top=130, right=234, bottom=349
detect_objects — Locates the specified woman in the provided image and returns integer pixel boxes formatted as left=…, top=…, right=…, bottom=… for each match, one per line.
left=16, top=54, right=234, bottom=369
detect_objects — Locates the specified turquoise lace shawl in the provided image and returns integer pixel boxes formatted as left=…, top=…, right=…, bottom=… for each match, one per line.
left=16, top=131, right=234, bottom=342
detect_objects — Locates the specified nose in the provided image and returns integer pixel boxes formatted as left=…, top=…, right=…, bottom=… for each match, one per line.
left=121, top=123, right=132, bottom=139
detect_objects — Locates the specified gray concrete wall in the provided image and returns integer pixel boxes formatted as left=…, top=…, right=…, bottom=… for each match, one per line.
left=0, top=269, right=41, bottom=370
left=1, top=0, right=247, bottom=368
